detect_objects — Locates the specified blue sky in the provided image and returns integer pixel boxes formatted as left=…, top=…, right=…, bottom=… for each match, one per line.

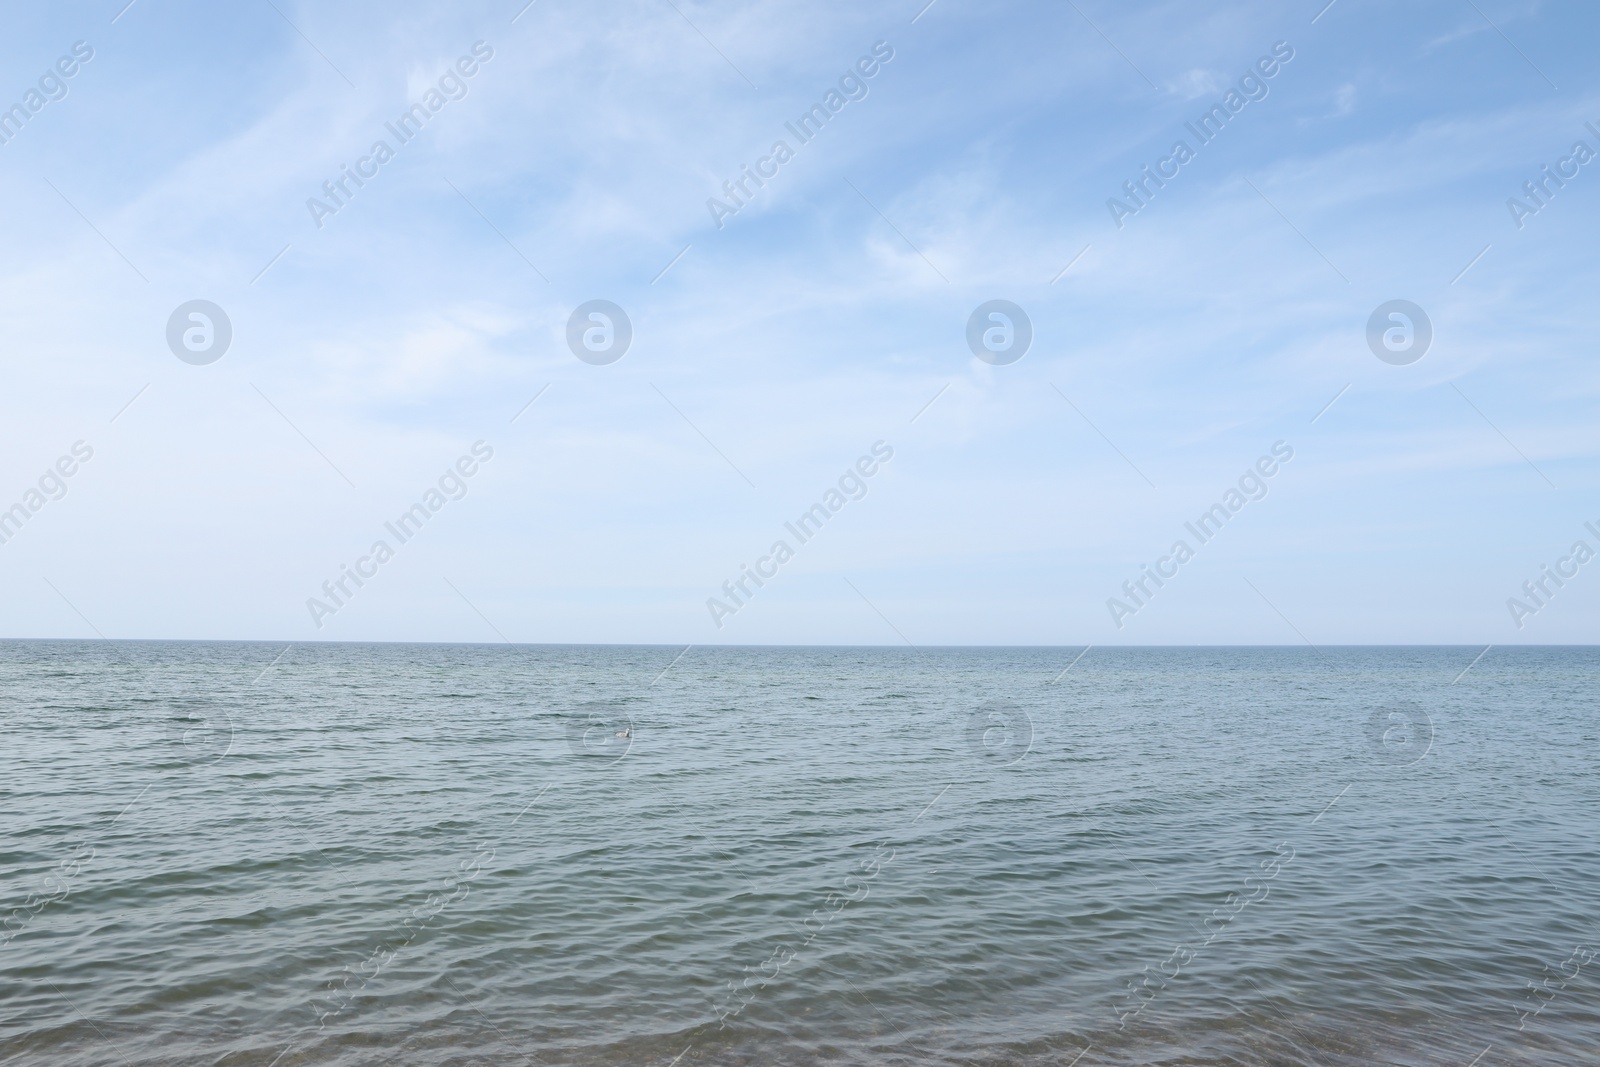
left=0, top=0, right=1596, bottom=644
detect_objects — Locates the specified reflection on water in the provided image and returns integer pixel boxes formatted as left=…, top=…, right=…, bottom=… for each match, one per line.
left=1, top=642, right=1596, bottom=1066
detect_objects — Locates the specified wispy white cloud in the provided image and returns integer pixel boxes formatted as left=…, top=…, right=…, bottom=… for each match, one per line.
left=0, top=0, right=1593, bottom=643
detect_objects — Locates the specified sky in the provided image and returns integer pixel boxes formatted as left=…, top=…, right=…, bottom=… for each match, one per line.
left=0, top=0, right=1596, bottom=645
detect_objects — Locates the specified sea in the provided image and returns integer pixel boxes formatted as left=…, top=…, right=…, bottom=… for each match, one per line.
left=1, top=642, right=1596, bottom=1067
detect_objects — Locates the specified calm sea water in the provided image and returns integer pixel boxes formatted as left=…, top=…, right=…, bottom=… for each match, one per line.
left=1, top=642, right=1596, bottom=1067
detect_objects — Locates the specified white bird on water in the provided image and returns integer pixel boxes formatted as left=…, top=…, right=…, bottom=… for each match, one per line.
left=615, top=728, right=630, bottom=738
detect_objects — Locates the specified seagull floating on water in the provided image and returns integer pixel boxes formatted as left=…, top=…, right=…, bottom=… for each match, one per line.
left=615, top=728, right=630, bottom=738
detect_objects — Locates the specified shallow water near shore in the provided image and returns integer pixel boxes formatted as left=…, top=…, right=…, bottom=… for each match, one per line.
left=2, top=642, right=1597, bottom=1066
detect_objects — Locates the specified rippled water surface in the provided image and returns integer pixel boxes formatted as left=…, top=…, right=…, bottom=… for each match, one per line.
left=2, top=642, right=1597, bottom=1066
